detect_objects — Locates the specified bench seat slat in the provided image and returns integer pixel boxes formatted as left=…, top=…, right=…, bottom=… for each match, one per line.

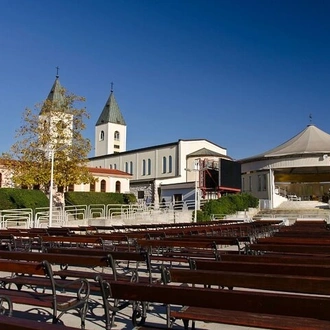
left=171, top=307, right=330, bottom=330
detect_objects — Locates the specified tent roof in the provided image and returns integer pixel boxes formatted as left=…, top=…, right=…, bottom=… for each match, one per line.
left=241, top=125, right=330, bottom=161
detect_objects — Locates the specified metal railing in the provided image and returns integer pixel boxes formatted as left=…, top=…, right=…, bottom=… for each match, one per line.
left=0, top=199, right=202, bottom=228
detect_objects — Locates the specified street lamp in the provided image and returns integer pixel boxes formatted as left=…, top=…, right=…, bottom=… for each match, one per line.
left=47, top=145, right=66, bottom=227
left=185, top=160, right=200, bottom=223
left=49, top=148, right=55, bottom=227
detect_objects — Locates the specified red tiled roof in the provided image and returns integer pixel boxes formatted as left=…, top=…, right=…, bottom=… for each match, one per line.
left=88, top=167, right=132, bottom=177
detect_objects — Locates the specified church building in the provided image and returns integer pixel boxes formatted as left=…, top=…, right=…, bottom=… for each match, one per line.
left=88, top=83, right=241, bottom=205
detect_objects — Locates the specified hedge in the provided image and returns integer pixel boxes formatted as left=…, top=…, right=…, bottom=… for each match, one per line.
left=65, top=191, right=137, bottom=206
left=198, top=193, right=259, bottom=221
left=0, top=188, right=49, bottom=210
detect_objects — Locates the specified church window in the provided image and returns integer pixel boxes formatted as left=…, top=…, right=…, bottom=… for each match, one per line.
left=258, top=175, right=262, bottom=191
left=148, top=159, right=151, bottom=175
left=130, top=161, right=133, bottom=174
left=100, top=131, right=105, bottom=141
left=90, top=182, right=95, bottom=192
left=169, top=156, right=172, bottom=173
left=101, top=179, right=106, bottom=192
left=248, top=176, right=252, bottom=191
left=142, top=159, right=146, bottom=176
left=262, top=174, right=267, bottom=191
left=162, top=157, right=166, bottom=173
left=116, top=181, right=121, bottom=193
left=125, top=162, right=128, bottom=173
left=114, top=131, right=120, bottom=141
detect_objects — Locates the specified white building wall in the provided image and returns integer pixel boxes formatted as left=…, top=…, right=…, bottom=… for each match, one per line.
left=89, top=139, right=228, bottom=204
left=74, top=176, right=130, bottom=193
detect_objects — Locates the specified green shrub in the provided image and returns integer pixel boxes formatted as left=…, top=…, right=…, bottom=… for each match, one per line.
left=65, top=191, right=136, bottom=206
left=0, top=188, right=49, bottom=210
left=199, top=193, right=259, bottom=222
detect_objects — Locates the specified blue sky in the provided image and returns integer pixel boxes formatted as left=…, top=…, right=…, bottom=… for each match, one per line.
left=1, top=0, right=330, bottom=160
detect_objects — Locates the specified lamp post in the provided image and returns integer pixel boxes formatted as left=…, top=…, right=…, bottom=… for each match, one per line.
left=185, top=160, right=200, bottom=223
left=47, top=145, right=66, bottom=227
left=49, top=148, right=55, bottom=227
left=194, top=167, right=198, bottom=223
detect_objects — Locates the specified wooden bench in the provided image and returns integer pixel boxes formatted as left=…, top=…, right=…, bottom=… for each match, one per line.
left=0, top=314, right=81, bottom=330
left=160, top=265, right=330, bottom=329
left=204, top=252, right=330, bottom=265
left=99, top=279, right=330, bottom=329
left=256, top=236, right=330, bottom=245
left=189, top=258, right=330, bottom=277
left=46, top=247, right=154, bottom=283
left=248, top=243, right=330, bottom=255
left=0, top=249, right=152, bottom=330
left=39, top=235, right=105, bottom=251
left=0, top=259, right=89, bottom=329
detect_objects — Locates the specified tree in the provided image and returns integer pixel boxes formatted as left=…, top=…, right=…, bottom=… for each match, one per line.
left=1, top=86, right=94, bottom=193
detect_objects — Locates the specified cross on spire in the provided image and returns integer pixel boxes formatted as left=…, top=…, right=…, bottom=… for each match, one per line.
left=309, top=113, right=313, bottom=124
left=110, top=82, right=114, bottom=93
left=56, top=66, right=60, bottom=78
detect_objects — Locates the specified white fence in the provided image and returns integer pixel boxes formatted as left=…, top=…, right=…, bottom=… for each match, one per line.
left=0, top=200, right=198, bottom=229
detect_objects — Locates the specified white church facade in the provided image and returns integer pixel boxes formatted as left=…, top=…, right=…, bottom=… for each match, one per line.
left=88, top=80, right=239, bottom=205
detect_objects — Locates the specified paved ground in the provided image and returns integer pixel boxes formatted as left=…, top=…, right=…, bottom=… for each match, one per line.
left=277, top=200, right=329, bottom=209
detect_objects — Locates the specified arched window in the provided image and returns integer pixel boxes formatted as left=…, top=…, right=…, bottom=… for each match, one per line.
left=148, top=159, right=151, bottom=175
left=90, top=182, right=95, bottom=192
left=125, top=162, right=129, bottom=173
left=130, top=161, right=133, bottom=174
left=114, top=131, right=120, bottom=141
left=101, top=179, right=106, bottom=192
left=100, top=131, right=104, bottom=141
left=142, top=159, right=146, bottom=176
left=162, top=156, right=166, bottom=173
left=168, top=156, right=172, bottom=173
left=116, top=181, right=121, bottom=193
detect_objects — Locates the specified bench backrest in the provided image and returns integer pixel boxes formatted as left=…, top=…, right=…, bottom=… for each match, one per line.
left=161, top=267, right=330, bottom=295
left=190, top=258, right=330, bottom=277
left=248, top=243, right=330, bottom=254
left=104, top=280, right=330, bottom=321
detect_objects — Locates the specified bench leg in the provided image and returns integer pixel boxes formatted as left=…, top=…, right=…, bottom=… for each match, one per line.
left=183, top=319, right=189, bottom=330
left=132, top=301, right=147, bottom=326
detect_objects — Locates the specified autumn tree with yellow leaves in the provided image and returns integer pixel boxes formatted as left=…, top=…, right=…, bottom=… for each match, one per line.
left=1, top=86, right=94, bottom=194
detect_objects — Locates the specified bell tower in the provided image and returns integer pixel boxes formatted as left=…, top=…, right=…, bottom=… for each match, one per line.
left=95, top=83, right=127, bottom=157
